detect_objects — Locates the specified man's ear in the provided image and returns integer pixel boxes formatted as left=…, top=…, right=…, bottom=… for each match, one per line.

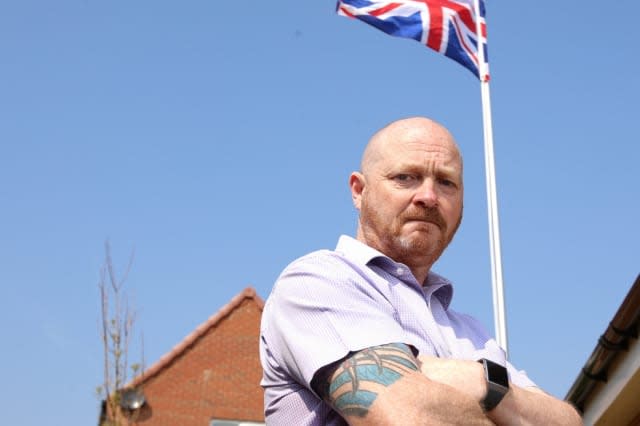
left=349, top=172, right=365, bottom=210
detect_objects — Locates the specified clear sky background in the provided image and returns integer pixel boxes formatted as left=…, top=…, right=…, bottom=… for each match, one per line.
left=1, top=1, right=638, bottom=424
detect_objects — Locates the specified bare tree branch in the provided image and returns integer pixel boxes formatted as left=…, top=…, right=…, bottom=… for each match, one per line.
left=98, top=240, right=144, bottom=426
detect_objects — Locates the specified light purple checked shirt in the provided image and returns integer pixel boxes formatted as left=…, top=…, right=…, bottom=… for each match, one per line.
left=260, top=235, right=536, bottom=425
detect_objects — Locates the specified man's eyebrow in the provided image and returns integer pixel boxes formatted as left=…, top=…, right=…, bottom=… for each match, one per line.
left=437, top=166, right=461, bottom=178
left=386, top=163, right=461, bottom=176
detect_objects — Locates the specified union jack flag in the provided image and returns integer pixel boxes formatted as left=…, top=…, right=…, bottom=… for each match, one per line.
left=337, top=0, right=489, bottom=80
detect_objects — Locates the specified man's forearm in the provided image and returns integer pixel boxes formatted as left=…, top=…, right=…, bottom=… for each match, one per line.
left=488, top=385, right=583, bottom=426
left=317, top=344, right=494, bottom=425
left=418, top=355, right=583, bottom=426
left=354, top=370, right=495, bottom=426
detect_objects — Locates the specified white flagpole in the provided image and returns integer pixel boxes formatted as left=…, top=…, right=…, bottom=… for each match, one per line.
left=473, top=0, right=509, bottom=355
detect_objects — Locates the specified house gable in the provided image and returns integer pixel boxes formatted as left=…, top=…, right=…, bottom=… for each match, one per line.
left=127, top=287, right=265, bottom=425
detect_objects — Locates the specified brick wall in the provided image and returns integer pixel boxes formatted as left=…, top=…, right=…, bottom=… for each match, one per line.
left=132, top=297, right=264, bottom=426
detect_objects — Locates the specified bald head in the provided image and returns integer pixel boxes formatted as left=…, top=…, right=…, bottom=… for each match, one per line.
left=361, top=117, right=462, bottom=176
left=350, top=116, right=464, bottom=282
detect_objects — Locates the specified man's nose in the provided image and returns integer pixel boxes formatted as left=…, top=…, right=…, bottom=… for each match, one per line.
left=413, top=179, right=438, bottom=207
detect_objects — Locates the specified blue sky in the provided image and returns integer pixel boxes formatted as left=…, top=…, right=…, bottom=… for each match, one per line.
left=1, top=1, right=638, bottom=424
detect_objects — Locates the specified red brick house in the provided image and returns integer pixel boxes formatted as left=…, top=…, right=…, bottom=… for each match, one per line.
left=110, top=287, right=266, bottom=426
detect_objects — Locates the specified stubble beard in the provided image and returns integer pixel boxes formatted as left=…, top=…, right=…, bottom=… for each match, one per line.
left=359, top=200, right=461, bottom=268
left=394, top=223, right=447, bottom=268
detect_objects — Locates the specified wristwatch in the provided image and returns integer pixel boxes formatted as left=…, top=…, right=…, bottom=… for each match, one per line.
left=477, top=358, right=509, bottom=412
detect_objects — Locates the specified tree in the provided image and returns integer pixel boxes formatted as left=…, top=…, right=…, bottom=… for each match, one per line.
left=96, top=241, right=145, bottom=426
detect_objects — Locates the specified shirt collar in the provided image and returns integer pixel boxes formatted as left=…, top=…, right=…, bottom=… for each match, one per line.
left=335, top=235, right=454, bottom=309
left=335, top=234, right=386, bottom=265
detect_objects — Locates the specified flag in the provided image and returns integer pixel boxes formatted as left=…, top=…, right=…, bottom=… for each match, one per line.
left=336, top=0, right=489, bottom=80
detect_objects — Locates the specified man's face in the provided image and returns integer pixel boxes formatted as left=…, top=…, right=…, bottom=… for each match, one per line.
left=351, top=121, right=463, bottom=269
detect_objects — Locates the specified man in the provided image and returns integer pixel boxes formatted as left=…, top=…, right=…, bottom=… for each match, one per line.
left=260, top=117, right=582, bottom=425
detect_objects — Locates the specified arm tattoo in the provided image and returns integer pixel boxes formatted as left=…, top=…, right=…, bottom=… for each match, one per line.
left=318, top=343, right=419, bottom=418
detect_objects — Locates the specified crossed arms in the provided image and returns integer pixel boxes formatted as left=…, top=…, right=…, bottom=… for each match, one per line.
left=311, top=343, right=583, bottom=425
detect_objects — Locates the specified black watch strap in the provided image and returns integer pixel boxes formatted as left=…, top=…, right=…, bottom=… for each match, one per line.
left=478, top=358, right=509, bottom=412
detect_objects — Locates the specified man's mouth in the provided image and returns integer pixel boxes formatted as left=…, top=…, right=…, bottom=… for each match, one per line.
left=405, top=217, right=445, bottom=230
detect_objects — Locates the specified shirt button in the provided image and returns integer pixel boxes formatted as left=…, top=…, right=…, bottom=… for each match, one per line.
left=396, top=267, right=404, bottom=275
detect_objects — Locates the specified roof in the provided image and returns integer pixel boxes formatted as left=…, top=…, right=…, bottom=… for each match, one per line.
left=565, top=274, right=640, bottom=418
left=128, top=286, right=264, bottom=388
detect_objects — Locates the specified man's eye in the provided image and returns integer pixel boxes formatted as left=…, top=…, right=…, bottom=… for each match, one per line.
left=438, top=178, right=455, bottom=187
left=394, top=174, right=414, bottom=182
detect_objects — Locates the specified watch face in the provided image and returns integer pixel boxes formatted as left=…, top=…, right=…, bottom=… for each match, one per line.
left=486, top=360, right=509, bottom=386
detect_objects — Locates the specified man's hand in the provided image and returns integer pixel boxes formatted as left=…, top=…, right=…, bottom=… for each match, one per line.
left=418, top=355, right=487, bottom=404
left=418, top=355, right=583, bottom=426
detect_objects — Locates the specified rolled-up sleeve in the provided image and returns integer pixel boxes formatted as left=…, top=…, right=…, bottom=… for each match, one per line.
left=261, top=250, right=408, bottom=389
